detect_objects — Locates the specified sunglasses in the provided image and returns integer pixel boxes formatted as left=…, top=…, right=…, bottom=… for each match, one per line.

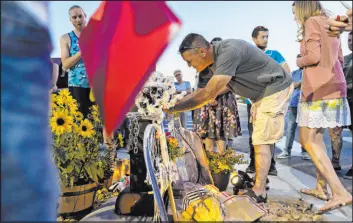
left=179, top=45, right=201, bottom=54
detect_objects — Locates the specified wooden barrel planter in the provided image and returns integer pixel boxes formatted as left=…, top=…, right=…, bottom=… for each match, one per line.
left=58, top=182, right=98, bottom=218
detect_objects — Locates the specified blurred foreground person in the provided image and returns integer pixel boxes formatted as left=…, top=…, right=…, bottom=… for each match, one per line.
left=1, top=1, right=59, bottom=220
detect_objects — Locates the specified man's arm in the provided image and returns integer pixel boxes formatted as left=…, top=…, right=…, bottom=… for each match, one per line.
left=60, top=34, right=81, bottom=70
left=274, top=51, right=291, bottom=74
left=179, top=88, right=202, bottom=102
left=172, top=75, right=231, bottom=112
left=297, top=18, right=321, bottom=68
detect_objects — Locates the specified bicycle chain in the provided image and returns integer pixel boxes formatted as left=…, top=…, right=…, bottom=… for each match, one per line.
left=128, top=115, right=140, bottom=154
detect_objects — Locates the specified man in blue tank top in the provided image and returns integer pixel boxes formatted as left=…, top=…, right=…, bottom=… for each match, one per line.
left=60, top=5, right=117, bottom=172
left=60, top=5, right=91, bottom=118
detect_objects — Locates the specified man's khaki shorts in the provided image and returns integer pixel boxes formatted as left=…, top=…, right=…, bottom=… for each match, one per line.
left=250, top=84, right=294, bottom=146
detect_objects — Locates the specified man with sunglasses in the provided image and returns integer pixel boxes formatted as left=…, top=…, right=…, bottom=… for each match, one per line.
left=165, top=33, right=293, bottom=203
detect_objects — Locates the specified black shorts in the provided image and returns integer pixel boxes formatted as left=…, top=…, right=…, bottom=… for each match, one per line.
left=69, top=86, right=93, bottom=118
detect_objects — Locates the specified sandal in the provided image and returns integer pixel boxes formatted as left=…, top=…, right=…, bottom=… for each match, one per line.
left=243, top=189, right=267, bottom=204
left=317, top=198, right=353, bottom=215
left=300, top=188, right=330, bottom=201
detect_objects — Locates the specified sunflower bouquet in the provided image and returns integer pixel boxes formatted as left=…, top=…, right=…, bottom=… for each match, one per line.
left=205, top=149, right=247, bottom=174
left=50, top=89, right=109, bottom=188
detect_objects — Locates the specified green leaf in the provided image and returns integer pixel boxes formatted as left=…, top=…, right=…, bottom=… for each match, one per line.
left=89, top=164, right=99, bottom=182
left=97, top=167, right=104, bottom=179
left=66, top=164, right=74, bottom=174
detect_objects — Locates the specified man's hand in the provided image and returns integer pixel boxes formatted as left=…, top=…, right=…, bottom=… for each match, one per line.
left=163, top=107, right=178, bottom=115
left=325, top=13, right=351, bottom=37
left=209, top=99, right=217, bottom=106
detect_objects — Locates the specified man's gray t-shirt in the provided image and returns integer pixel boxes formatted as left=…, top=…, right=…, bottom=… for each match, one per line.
left=197, top=67, right=213, bottom=89
left=210, top=39, right=292, bottom=101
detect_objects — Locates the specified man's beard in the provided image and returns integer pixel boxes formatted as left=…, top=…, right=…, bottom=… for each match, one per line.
left=257, top=45, right=266, bottom=50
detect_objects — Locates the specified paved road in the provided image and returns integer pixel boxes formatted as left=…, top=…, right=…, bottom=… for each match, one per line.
left=232, top=103, right=352, bottom=193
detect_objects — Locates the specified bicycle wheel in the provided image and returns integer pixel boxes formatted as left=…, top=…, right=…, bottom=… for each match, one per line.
left=143, top=123, right=173, bottom=221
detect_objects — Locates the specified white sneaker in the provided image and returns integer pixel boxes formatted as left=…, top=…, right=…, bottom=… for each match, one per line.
left=301, top=152, right=311, bottom=160
left=277, top=151, right=291, bottom=159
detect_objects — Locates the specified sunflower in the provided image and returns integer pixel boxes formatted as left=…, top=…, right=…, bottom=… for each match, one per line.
left=73, top=123, right=81, bottom=133
left=74, top=111, right=84, bottom=121
left=79, top=119, right=95, bottom=138
left=90, top=105, right=101, bottom=122
left=56, top=94, right=75, bottom=106
left=68, top=100, right=79, bottom=112
left=91, top=105, right=99, bottom=116
left=50, top=110, right=73, bottom=135
left=51, top=94, right=57, bottom=103
left=58, top=89, right=71, bottom=98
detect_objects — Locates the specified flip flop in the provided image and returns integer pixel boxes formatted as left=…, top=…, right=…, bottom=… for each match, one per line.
left=317, top=199, right=353, bottom=215
left=300, top=188, right=330, bottom=201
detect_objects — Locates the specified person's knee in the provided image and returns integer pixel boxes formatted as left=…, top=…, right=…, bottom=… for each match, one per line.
left=254, top=145, right=271, bottom=156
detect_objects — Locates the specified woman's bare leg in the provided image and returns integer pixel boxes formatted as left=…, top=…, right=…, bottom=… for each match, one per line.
left=299, top=127, right=352, bottom=212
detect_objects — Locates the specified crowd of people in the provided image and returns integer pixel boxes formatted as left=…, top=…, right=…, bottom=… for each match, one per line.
left=1, top=0, right=352, bottom=221
left=167, top=1, right=352, bottom=214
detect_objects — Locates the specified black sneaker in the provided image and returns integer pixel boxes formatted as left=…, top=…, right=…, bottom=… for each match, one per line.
left=268, top=167, right=278, bottom=176
left=246, top=163, right=255, bottom=173
left=343, top=168, right=353, bottom=180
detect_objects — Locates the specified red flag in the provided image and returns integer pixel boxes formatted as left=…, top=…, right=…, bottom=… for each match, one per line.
left=80, top=1, right=181, bottom=134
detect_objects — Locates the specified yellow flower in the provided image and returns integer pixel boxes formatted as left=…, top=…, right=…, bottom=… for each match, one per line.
left=51, top=94, right=57, bottom=103
left=58, top=89, right=71, bottom=98
left=68, top=100, right=79, bottom=112
left=327, top=99, right=342, bottom=110
left=118, top=133, right=124, bottom=147
left=74, top=112, right=84, bottom=121
left=56, top=94, right=75, bottom=106
left=50, top=110, right=73, bottom=135
left=79, top=119, right=95, bottom=138
left=73, top=123, right=81, bottom=133
left=310, top=101, right=322, bottom=111
left=51, top=102, right=58, bottom=110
